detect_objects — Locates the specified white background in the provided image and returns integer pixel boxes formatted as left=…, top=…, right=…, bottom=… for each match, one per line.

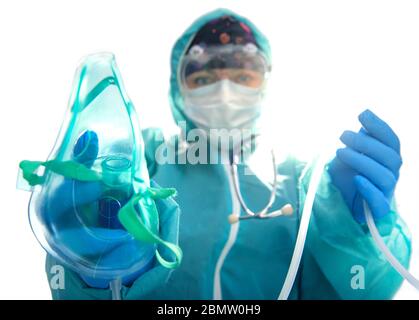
left=1, top=0, right=418, bottom=299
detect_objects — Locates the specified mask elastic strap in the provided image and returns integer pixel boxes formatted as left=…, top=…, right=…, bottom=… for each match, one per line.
left=118, top=187, right=182, bottom=269
left=18, top=159, right=182, bottom=269
left=19, top=159, right=102, bottom=186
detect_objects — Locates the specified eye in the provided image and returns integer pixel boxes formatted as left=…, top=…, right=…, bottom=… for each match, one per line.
left=194, top=75, right=216, bottom=86
left=234, top=73, right=253, bottom=84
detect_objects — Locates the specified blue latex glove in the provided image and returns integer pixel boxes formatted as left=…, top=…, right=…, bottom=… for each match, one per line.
left=43, top=131, right=180, bottom=289
left=45, top=178, right=178, bottom=289
left=328, top=109, right=402, bottom=223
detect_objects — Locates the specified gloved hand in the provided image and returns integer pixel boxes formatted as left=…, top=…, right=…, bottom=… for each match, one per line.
left=328, top=109, right=402, bottom=223
left=42, top=131, right=180, bottom=289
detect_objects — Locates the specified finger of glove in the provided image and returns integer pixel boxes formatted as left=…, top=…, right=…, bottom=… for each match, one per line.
left=336, top=147, right=397, bottom=195
left=328, top=158, right=357, bottom=195
left=48, top=179, right=103, bottom=215
left=358, top=109, right=400, bottom=154
left=340, top=130, right=402, bottom=177
left=55, top=227, right=126, bottom=256
left=354, top=175, right=391, bottom=220
left=72, top=130, right=99, bottom=167
left=48, top=130, right=101, bottom=211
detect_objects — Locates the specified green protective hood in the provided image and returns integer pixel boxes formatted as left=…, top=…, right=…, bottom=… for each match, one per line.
left=168, top=8, right=272, bottom=133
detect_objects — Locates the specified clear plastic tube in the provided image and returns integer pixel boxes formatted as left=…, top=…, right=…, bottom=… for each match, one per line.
left=110, top=278, right=122, bottom=300
left=364, top=201, right=419, bottom=291
left=278, top=148, right=419, bottom=300
left=278, top=154, right=328, bottom=300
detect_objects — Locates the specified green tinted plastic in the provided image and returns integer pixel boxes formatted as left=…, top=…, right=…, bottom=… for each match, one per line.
left=18, top=53, right=182, bottom=280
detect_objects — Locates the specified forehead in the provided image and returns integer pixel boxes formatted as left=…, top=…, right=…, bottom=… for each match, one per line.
left=186, top=68, right=262, bottom=77
left=182, top=49, right=268, bottom=79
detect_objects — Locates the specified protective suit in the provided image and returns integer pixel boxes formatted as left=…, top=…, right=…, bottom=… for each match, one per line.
left=46, top=8, right=411, bottom=300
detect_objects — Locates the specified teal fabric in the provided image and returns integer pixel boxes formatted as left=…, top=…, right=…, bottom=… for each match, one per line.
left=45, top=8, right=411, bottom=300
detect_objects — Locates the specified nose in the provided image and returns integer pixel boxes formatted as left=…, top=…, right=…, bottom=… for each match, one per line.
left=215, top=69, right=230, bottom=80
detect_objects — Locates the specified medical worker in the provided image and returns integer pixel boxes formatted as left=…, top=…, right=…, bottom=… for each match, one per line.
left=46, top=8, right=411, bottom=299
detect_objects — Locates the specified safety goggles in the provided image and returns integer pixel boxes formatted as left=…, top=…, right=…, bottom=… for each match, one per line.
left=180, top=44, right=271, bottom=90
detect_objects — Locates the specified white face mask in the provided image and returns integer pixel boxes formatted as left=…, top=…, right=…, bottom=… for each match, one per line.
left=182, top=79, right=264, bottom=131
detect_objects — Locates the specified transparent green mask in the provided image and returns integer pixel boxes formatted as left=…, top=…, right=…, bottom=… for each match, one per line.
left=17, top=53, right=182, bottom=281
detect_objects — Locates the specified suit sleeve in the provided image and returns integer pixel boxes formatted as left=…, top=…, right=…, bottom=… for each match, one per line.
left=297, top=159, right=412, bottom=299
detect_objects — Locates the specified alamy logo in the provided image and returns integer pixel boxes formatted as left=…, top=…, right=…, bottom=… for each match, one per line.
left=350, top=265, right=365, bottom=290
left=154, top=121, right=257, bottom=166
left=50, top=265, right=65, bottom=290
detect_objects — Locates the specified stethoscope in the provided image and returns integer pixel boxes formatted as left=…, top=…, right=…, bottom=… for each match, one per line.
left=228, top=150, right=294, bottom=224
left=229, top=146, right=419, bottom=294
